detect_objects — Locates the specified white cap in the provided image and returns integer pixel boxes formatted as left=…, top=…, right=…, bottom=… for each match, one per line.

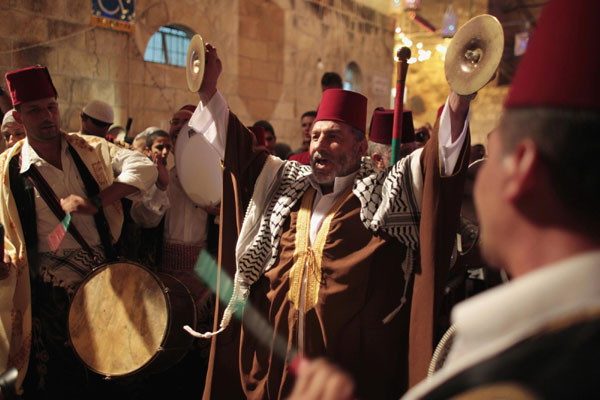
left=1, top=109, right=18, bottom=129
left=133, top=126, right=165, bottom=142
left=82, top=100, right=114, bottom=124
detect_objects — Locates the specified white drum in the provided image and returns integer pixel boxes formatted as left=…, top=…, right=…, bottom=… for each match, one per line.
left=175, top=123, right=222, bottom=206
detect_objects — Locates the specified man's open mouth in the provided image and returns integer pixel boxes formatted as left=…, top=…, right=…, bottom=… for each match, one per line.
left=315, top=157, right=329, bottom=167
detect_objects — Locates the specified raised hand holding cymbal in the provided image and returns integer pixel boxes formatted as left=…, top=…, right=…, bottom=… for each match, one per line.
left=198, top=43, right=223, bottom=103
left=445, top=14, right=504, bottom=96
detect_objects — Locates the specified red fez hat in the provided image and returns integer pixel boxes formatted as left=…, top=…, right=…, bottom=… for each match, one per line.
left=179, top=104, right=197, bottom=113
left=248, top=126, right=266, bottom=146
left=369, top=109, right=415, bottom=144
left=315, top=89, right=367, bottom=133
left=505, top=0, right=600, bottom=110
left=5, top=65, right=57, bottom=106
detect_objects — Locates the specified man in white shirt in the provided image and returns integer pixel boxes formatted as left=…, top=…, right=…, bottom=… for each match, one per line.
left=127, top=116, right=216, bottom=398
left=130, top=108, right=217, bottom=342
left=130, top=124, right=211, bottom=298
left=290, top=1, right=600, bottom=399
left=0, top=65, right=157, bottom=397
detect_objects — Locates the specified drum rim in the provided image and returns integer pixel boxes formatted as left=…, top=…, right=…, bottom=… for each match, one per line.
left=68, top=260, right=172, bottom=378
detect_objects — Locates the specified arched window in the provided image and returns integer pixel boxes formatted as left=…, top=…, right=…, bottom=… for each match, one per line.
left=343, top=62, right=362, bottom=93
left=144, top=24, right=195, bottom=67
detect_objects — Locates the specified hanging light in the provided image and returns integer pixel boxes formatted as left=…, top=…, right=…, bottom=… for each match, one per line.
left=442, top=5, right=458, bottom=38
left=514, top=31, right=529, bottom=56
left=417, top=49, right=431, bottom=62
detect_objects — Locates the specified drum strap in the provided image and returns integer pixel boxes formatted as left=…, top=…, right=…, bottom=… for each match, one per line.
left=67, top=144, right=116, bottom=261
left=8, top=155, right=39, bottom=269
left=20, top=155, right=100, bottom=261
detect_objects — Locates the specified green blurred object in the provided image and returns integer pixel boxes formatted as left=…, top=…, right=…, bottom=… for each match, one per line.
left=194, top=250, right=233, bottom=305
left=192, top=250, right=295, bottom=360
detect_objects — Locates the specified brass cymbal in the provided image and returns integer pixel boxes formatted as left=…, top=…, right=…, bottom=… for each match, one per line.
left=445, top=15, right=504, bottom=95
left=186, top=34, right=205, bottom=93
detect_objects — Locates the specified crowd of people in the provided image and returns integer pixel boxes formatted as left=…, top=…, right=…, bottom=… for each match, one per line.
left=0, top=0, right=598, bottom=398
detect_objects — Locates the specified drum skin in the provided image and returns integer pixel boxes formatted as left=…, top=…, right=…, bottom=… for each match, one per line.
left=175, top=122, right=222, bottom=206
left=68, top=262, right=197, bottom=377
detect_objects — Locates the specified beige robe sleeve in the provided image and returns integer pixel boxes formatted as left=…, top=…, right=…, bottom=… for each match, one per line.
left=0, top=141, right=32, bottom=393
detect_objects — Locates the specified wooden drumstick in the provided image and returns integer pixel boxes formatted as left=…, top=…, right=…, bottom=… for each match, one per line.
left=391, top=47, right=411, bottom=165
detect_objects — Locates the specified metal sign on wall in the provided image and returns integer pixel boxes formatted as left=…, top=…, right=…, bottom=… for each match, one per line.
left=91, top=0, right=135, bottom=34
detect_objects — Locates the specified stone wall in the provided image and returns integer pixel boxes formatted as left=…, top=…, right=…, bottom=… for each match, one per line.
left=0, top=0, right=232, bottom=137
left=0, top=0, right=394, bottom=149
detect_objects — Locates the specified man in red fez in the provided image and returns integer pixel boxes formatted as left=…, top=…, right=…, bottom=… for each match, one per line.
left=403, top=0, right=600, bottom=398
left=368, top=108, right=417, bottom=169
left=0, top=65, right=157, bottom=396
left=292, top=0, right=600, bottom=399
left=183, top=42, right=474, bottom=400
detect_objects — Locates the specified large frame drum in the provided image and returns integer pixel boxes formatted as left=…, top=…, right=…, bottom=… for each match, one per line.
left=68, top=261, right=197, bottom=378
left=175, top=124, right=222, bottom=207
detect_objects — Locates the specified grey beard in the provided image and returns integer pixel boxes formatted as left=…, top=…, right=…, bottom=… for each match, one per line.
left=310, top=150, right=361, bottom=185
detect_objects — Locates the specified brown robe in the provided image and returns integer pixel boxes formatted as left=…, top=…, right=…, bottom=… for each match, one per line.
left=203, top=112, right=469, bottom=399
left=203, top=112, right=268, bottom=399
left=408, top=118, right=470, bottom=387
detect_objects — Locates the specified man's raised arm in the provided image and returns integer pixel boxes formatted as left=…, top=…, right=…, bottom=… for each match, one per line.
left=437, top=91, right=472, bottom=176
left=188, top=43, right=269, bottom=194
